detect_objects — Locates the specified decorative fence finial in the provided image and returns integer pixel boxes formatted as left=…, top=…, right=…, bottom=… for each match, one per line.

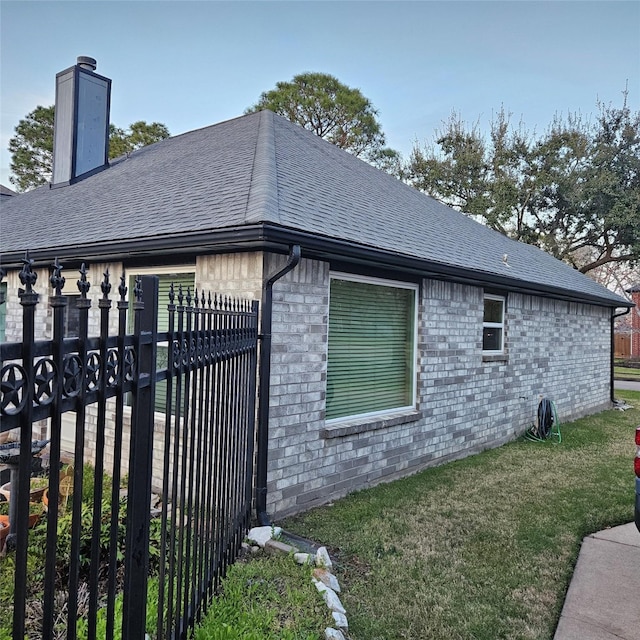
left=77, top=263, right=90, bottom=298
left=101, top=269, right=111, bottom=299
left=19, top=252, right=37, bottom=294
left=119, top=272, right=127, bottom=301
left=133, top=275, right=143, bottom=302
left=50, top=258, right=65, bottom=295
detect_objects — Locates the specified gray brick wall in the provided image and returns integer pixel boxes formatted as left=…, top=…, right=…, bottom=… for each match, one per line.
left=1, top=254, right=615, bottom=521
left=266, top=268, right=613, bottom=518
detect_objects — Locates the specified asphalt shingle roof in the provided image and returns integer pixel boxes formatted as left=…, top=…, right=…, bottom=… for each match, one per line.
left=0, top=110, right=629, bottom=307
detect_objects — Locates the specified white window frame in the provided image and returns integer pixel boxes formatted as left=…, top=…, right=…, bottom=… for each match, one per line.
left=482, top=294, right=505, bottom=354
left=326, top=272, right=418, bottom=424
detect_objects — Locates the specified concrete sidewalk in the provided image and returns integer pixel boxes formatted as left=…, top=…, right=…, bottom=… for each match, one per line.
left=554, top=523, right=640, bottom=640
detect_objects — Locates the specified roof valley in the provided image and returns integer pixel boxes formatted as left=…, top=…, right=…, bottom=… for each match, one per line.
left=244, top=110, right=280, bottom=224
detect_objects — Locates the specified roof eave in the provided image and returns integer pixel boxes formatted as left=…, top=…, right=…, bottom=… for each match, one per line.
left=0, top=223, right=631, bottom=309
left=258, top=226, right=633, bottom=309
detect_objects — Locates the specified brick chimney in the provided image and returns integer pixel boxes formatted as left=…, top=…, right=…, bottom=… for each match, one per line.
left=628, top=284, right=640, bottom=358
left=51, top=57, right=111, bottom=187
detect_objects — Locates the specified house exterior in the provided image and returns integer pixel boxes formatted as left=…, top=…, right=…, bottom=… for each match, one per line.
left=0, top=61, right=633, bottom=517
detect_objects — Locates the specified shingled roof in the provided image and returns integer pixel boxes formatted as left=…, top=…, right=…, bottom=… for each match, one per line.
left=0, top=110, right=630, bottom=308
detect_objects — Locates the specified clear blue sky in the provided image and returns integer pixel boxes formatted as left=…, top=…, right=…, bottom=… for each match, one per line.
left=1, top=0, right=638, bottom=189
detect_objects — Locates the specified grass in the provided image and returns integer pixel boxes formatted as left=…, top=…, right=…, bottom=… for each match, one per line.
left=277, top=389, right=640, bottom=640
left=615, top=365, right=640, bottom=379
left=194, top=553, right=333, bottom=640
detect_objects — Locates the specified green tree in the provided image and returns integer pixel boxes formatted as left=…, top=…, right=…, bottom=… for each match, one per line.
left=8, top=106, right=170, bottom=191
left=109, top=121, right=170, bottom=158
left=8, top=105, right=55, bottom=193
left=407, top=98, right=640, bottom=274
left=246, top=72, right=399, bottom=167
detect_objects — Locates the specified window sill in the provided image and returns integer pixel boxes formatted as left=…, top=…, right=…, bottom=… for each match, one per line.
left=321, top=410, right=422, bottom=439
left=482, top=353, right=508, bottom=363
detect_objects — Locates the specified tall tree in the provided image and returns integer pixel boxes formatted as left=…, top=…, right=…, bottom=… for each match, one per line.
left=8, top=105, right=55, bottom=193
left=246, top=72, right=399, bottom=168
left=109, top=121, right=170, bottom=158
left=407, top=98, right=640, bottom=274
left=8, top=106, right=170, bottom=191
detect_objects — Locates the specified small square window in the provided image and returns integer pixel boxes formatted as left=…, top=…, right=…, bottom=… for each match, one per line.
left=483, top=295, right=505, bottom=353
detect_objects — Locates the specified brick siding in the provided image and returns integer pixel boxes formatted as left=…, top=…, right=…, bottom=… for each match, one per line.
left=266, top=266, right=612, bottom=518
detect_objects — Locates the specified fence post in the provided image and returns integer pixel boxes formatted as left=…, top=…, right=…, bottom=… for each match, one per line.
left=123, top=275, right=158, bottom=640
left=11, top=256, right=38, bottom=638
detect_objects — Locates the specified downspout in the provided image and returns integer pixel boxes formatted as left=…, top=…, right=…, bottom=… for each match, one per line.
left=611, top=307, right=631, bottom=401
left=256, top=245, right=301, bottom=525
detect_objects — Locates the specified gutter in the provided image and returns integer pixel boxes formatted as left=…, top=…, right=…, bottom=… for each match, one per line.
left=256, top=245, right=301, bottom=525
left=611, top=306, right=632, bottom=402
left=2, top=223, right=631, bottom=310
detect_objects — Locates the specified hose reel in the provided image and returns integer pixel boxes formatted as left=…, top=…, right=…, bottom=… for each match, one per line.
left=526, top=397, right=561, bottom=443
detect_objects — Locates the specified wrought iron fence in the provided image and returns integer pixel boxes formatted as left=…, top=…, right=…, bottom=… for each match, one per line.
left=0, top=257, right=259, bottom=639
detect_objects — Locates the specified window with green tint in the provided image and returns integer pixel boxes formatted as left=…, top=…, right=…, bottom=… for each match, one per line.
left=128, top=272, right=195, bottom=413
left=327, top=276, right=417, bottom=421
left=0, top=283, right=6, bottom=342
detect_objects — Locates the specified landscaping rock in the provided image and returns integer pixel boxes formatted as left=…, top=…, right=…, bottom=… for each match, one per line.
left=247, top=525, right=282, bottom=547
left=332, top=611, right=348, bottom=629
left=324, top=628, right=346, bottom=640
left=294, top=552, right=314, bottom=565
left=313, top=567, right=341, bottom=592
left=316, top=546, right=333, bottom=568
left=321, top=586, right=346, bottom=614
left=264, top=539, right=299, bottom=556
left=313, top=578, right=327, bottom=593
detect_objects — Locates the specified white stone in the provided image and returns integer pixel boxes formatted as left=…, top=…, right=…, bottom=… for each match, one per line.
left=324, top=629, right=345, bottom=640
left=313, top=578, right=327, bottom=593
left=294, top=552, right=314, bottom=565
left=313, top=567, right=341, bottom=592
left=316, top=546, right=333, bottom=568
left=332, top=611, right=348, bottom=629
left=322, top=587, right=346, bottom=614
left=246, top=526, right=282, bottom=548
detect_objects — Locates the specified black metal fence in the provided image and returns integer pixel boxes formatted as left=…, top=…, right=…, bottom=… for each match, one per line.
left=0, top=257, right=259, bottom=639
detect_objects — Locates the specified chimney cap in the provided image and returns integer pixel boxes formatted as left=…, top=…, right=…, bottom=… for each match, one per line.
left=77, top=56, right=97, bottom=71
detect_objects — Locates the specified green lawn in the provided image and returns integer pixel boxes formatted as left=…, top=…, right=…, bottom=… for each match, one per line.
left=194, top=392, right=639, bottom=639
left=615, top=365, right=640, bottom=380
left=279, top=390, right=639, bottom=640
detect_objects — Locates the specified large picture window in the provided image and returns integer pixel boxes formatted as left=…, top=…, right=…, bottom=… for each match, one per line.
left=327, top=274, right=417, bottom=421
left=483, top=294, right=505, bottom=353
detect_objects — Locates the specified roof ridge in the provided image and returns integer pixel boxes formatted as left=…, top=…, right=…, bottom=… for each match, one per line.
left=244, top=110, right=280, bottom=224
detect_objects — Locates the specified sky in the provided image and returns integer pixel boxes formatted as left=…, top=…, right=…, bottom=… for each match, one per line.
left=1, top=0, right=639, bottom=189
